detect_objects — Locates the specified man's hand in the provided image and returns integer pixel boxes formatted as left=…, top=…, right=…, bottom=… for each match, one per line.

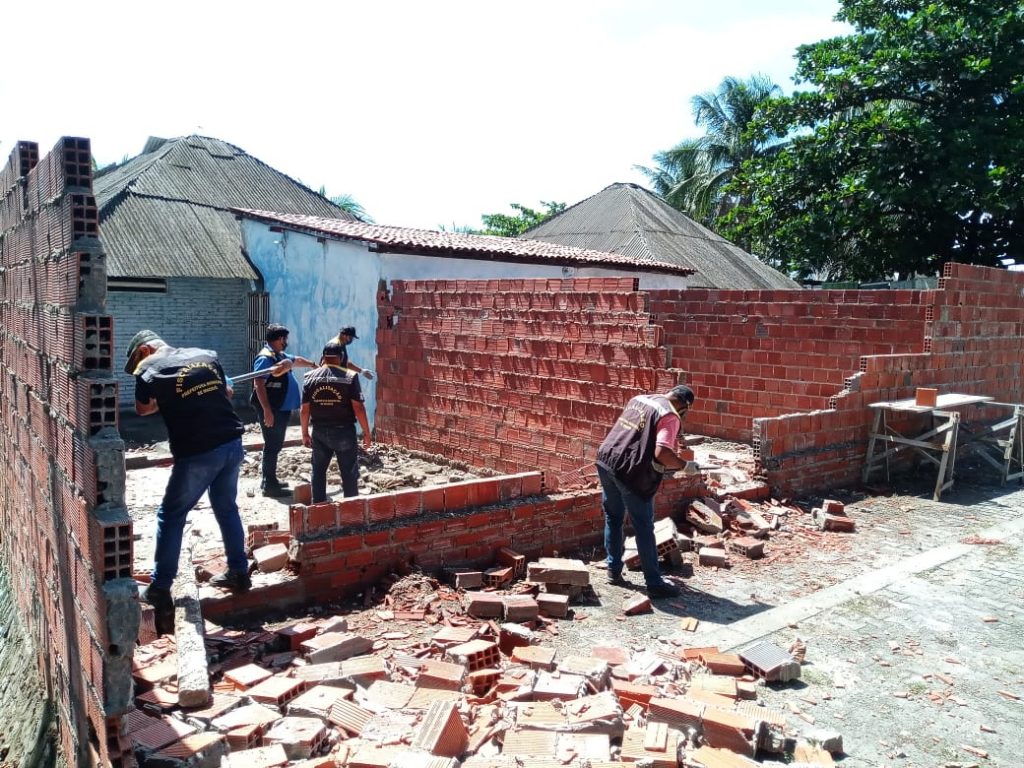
left=302, top=432, right=312, bottom=448
left=362, top=433, right=372, bottom=450
left=263, top=410, right=275, bottom=428
left=269, top=360, right=292, bottom=377
left=361, top=370, right=375, bottom=380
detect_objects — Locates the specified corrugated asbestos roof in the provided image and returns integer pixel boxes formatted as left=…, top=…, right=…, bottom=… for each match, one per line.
left=232, top=209, right=696, bottom=276
left=94, top=135, right=356, bottom=279
left=520, top=183, right=800, bottom=290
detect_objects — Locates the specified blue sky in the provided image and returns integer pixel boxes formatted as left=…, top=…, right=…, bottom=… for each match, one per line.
left=2, top=0, right=848, bottom=230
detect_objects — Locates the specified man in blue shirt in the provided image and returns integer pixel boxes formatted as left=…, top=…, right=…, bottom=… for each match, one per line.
left=252, top=324, right=316, bottom=497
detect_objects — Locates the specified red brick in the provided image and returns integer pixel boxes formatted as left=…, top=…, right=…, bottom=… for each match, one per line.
left=305, top=502, right=338, bottom=533
left=337, top=497, right=366, bottom=526
left=365, top=493, right=395, bottom=523
left=421, top=485, right=446, bottom=513
left=392, top=488, right=422, bottom=519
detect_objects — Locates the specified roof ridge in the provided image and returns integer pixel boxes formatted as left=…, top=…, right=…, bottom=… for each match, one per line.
left=624, top=185, right=658, bottom=262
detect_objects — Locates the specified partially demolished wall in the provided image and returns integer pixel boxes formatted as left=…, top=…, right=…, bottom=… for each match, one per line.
left=0, top=139, right=138, bottom=767
left=375, top=266, right=1023, bottom=497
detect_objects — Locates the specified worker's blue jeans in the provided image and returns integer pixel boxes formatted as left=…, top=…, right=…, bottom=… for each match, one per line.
left=597, top=465, right=665, bottom=588
left=311, top=424, right=360, bottom=502
left=151, top=438, right=247, bottom=590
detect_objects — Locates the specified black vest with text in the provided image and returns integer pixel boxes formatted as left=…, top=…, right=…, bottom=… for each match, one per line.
left=595, top=394, right=674, bottom=499
left=251, top=347, right=289, bottom=411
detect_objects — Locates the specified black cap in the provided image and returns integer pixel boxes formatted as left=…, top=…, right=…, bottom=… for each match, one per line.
left=322, top=343, right=346, bottom=359
left=668, top=384, right=695, bottom=407
left=340, top=326, right=358, bottom=339
left=124, top=329, right=160, bottom=374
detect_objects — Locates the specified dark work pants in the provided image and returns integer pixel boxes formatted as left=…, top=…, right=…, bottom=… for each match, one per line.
left=310, top=423, right=360, bottom=503
left=260, top=410, right=290, bottom=487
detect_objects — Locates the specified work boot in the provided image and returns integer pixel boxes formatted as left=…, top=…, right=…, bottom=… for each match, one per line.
left=606, top=569, right=627, bottom=586
left=210, top=569, right=251, bottom=593
left=142, top=585, right=174, bottom=635
left=646, top=581, right=681, bottom=600
left=262, top=482, right=292, bottom=498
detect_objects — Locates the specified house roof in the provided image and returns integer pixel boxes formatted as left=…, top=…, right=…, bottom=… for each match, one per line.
left=519, top=183, right=800, bottom=290
left=94, top=135, right=355, bottom=279
left=233, top=209, right=697, bottom=276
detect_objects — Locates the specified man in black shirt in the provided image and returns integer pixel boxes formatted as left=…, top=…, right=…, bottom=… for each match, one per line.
left=126, top=330, right=260, bottom=629
left=301, top=343, right=372, bottom=502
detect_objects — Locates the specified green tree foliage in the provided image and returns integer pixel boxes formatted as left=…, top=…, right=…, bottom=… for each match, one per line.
left=724, top=1, right=1024, bottom=281
left=636, top=75, right=783, bottom=229
left=317, top=186, right=373, bottom=222
left=478, top=201, right=567, bottom=237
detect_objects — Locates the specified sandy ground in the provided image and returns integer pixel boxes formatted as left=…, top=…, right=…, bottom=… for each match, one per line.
left=126, top=424, right=480, bottom=576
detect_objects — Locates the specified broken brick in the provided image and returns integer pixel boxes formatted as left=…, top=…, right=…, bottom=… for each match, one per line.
left=510, top=645, right=557, bottom=671
left=411, top=700, right=469, bottom=758
left=699, top=547, right=728, bottom=567
left=536, top=592, right=569, bottom=618
left=623, top=595, right=653, bottom=615
left=253, top=543, right=289, bottom=573
left=701, top=652, right=747, bottom=677
left=464, top=592, right=504, bottom=619
left=727, top=536, right=765, bottom=559
left=502, top=595, right=539, bottom=622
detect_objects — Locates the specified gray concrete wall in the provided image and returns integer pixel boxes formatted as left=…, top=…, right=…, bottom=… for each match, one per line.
left=109, top=277, right=254, bottom=404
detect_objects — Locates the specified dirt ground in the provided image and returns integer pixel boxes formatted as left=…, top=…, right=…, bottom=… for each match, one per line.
left=125, top=424, right=481, bottom=576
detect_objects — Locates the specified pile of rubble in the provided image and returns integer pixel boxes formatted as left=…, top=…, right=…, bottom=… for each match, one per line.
left=128, top=554, right=846, bottom=768
left=238, top=443, right=481, bottom=496
left=653, top=497, right=858, bottom=572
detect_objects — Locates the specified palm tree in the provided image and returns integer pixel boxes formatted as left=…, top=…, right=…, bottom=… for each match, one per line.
left=317, top=186, right=373, bottom=222
left=637, top=74, right=783, bottom=226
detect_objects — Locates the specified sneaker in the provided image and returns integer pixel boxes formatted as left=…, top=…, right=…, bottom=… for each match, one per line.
left=210, top=569, right=251, bottom=593
left=261, top=483, right=292, bottom=498
left=607, top=569, right=627, bottom=585
left=646, top=581, right=681, bottom=599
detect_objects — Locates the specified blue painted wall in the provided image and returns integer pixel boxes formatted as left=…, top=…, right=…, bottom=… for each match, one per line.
left=243, top=221, right=381, bottom=426
left=242, top=219, right=695, bottom=429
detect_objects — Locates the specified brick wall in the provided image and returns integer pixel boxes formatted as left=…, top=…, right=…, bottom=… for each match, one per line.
left=646, top=288, right=929, bottom=440
left=0, top=139, right=139, bottom=767
left=755, top=263, right=1024, bottom=494
left=374, top=268, right=1022, bottom=499
left=374, top=278, right=678, bottom=491
left=109, top=277, right=252, bottom=405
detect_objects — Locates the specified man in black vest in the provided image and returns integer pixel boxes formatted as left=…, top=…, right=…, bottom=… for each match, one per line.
left=596, top=385, right=696, bottom=599
left=301, top=343, right=372, bottom=502
left=252, top=324, right=316, bottom=497
left=125, top=330, right=254, bottom=633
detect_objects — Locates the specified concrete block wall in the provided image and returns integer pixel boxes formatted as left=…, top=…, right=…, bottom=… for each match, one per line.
left=109, top=277, right=252, bottom=405
left=0, top=138, right=139, bottom=767
left=755, top=263, right=1024, bottom=494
